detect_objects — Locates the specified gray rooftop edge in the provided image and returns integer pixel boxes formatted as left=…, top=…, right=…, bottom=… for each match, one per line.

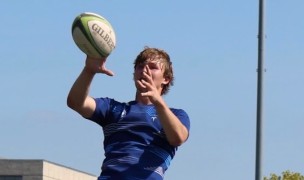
left=0, top=158, right=97, bottom=177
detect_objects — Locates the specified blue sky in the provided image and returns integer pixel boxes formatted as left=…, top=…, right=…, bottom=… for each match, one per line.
left=1, top=1, right=304, bottom=179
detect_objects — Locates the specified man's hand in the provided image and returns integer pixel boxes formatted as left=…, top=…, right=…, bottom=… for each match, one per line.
left=137, top=65, right=162, bottom=105
left=85, top=56, right=114, bottom=76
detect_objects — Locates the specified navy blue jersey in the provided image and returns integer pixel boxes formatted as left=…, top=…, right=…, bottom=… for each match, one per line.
left=87, top=97, right=190, bottom=180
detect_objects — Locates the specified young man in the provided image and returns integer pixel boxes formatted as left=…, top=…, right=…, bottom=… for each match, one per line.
left=67, top=47, right=190, bottom=180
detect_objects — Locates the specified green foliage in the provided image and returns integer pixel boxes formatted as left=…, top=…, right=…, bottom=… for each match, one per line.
left=264, top=170, right=304, bottom=180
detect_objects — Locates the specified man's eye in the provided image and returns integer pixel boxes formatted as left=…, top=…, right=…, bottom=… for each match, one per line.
left=149, top=65, right=158, bottom=69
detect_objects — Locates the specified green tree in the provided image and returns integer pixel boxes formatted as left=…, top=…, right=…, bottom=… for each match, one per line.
left=264, top=170, right=304, bottom=180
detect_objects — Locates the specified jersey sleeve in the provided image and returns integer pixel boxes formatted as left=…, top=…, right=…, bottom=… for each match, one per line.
left=85, top=97, right=112, bottom=127
left=171, top=108, right=190, bottom=133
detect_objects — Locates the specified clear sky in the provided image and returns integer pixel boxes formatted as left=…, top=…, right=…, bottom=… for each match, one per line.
left=1, top=1, right=304, bottom=179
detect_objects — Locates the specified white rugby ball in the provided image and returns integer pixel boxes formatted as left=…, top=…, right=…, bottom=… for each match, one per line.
left=71, top=12, right=116, bottom=58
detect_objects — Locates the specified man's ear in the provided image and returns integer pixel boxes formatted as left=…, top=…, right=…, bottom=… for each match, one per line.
left=162, top=76, right=170, bottom=85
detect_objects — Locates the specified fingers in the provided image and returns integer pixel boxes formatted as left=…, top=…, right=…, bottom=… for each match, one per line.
left=137, top=79, right=146, bottom=89
left=144, top=65, right=152, bottom=77
left=141, top=91, right=152, bottom=97
left=99, top=64, right=114, bottom=76
left=85, top=56, right=114, bottom=76
left=103, top=69, right=114, bottom=76
left=143, top=66, right=153, bottom=83
left=137, top=78, right=155, bottom=98
left=144, top=65, right=149, bottom=73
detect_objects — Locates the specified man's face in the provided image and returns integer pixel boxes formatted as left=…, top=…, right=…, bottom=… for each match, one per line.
left=134, top=59, right=168, bottom=93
